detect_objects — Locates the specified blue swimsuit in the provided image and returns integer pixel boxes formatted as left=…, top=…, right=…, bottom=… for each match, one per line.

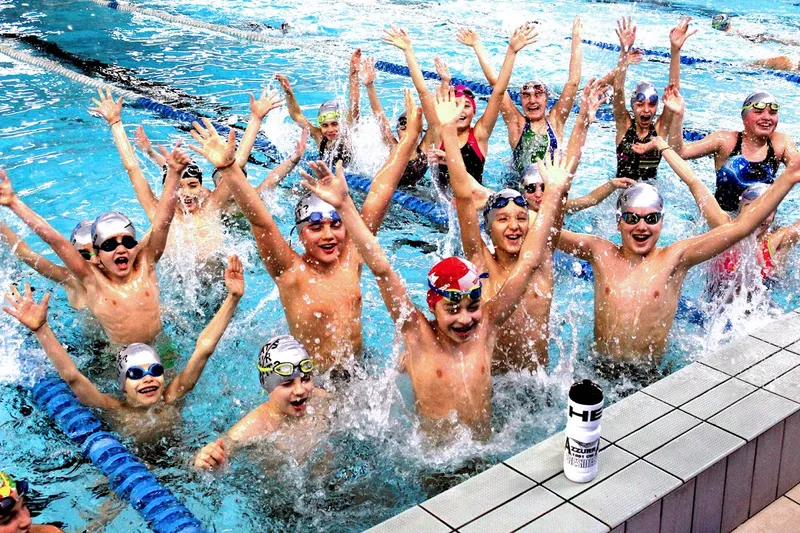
left=715, top=132, right=779, bottom=212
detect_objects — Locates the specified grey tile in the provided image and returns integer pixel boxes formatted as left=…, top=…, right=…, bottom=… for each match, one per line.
left=750, top=422, right=784, bottom=517
left=516, top=502, right=610, bottom=533
left=750, top=313, right=800, bottom=348
left=610, top=527, right=625, bottom=533
left=778, top=411, right=800, bottom=495
left=364, top=506, right=449, bottom=533
left=459, top=486, right=562, bottom=533
left=701, top=336, right=780, bottom=376
left=737, top=350, right=800, bottom=387
left=602, top=392, right=674, bottom=442
left=787, top=339, right=800, bottom=355
left=661, top=479, right=695, bottom=533
left=681, top=378, right=756, bottom=420
left=572, top=461, right=681, bottom=527
left=692, top=459, right=726, bottom=533
left=617, top=409, right=702, bottom=458
left=645, top=423, right=744, bottom=482
left=420, top=463, right=534, bottom=528
left=721, top=440, right=756, bottom=533
left=600, top=437, right=612, bottom=450
left=544, top=445, right=637, bottom=500
left=642, top=362, right=728, bottom=407
left=765, top=365, right=800, bottom=403
left=709, top=389, right=800, bottom=441
left=504, top=431, right=565, bottom=483
left=625, top=500, right=660, bottom=533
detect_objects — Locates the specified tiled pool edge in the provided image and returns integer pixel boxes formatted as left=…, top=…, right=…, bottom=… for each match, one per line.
left=367, top=310, right=800, bottom=533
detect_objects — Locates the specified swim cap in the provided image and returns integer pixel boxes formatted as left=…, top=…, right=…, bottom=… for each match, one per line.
left=616, top=183, right=663, bottom=221
left=742, top=91, right=778, bottom=118
left=630, top=82, right=659, bottom=108
left=483, top=188, right=528, bottom=227
left=69, top=220, right=94, bottom=249
left=397, top=111, right=408, bottom=128
left=426, top=256, right=485, bottom=310
left=257, top=335, right=313, bottom=393
left=91, top=212, right=136, bottom=248
left=317, top=100, right=341, bottom=125
left=521, top=79, right=548, bottom=98
left=294, top=192, right=340, bottom=233
left=453, top=85, right=476, bottom=111
left=712, top=14, right=730, bottom=31
left=116, top=343, right=161, bottom=391
left=0, top=471, right=24, bottom=501
left=521, top=163, right=543, bottom=186
left=739, top=182, right=770, bottom=206
left=211, top=165, right=247, bottom=187
left=161, top=162, right=203, bottom=185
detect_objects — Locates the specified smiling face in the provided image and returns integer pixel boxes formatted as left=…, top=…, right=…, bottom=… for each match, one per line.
left=177, top=177, right=210, bottom=214
left=96, top=233, right=139, bottom=278
left=618, top=207, right=663, bottom=255
left=521, top=87, right=548, bottom=121
left=523, top=183, right=544, bottom=212
left=0, top=498, right=31, bottom=533
left=456, top=100, right=476, bottom=131
left=300, top=219, right=346, bottom=265
left=270, top=374, right=314, bottom=417
left=123, top=367, right=165, bottom=407
left=632, top=99, right=658, bottom=131
left=320, top=120, right=340, bottom=141
left=742, top=106, right=779, bottom=138
left=489, top=203, right=529, bottom=254
left=433, top=296, right=482, bottom=343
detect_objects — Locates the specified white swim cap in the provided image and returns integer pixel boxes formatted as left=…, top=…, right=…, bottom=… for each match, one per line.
left=616, top=183, right=663, bottom=221
left=91, top=212, right=136, bottom=248
left=630, top=82, right=659, bottom=108
left=257, top=335, right=313, bottom=393
left=317, top=100, right=341, bottom=125
left=117, top=343, right=161, bottom=391
left=294, top=193, right=340, bottom=233
left=521, top=164, right=543, bottom=186
left=69, top=220, right=94, bottom=249
left=483, top=189, right=528, bottom=227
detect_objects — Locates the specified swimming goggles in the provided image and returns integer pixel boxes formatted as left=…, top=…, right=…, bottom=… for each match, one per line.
left=298, top=211, right=342, bottom=226
left=78, top=249, right=95, bottom=260
left=98, top=235, right=138, bottom=253
left=397, top=116, right=408, bottom=128
left=317, top=111, right=341, bottom=125
left=489, top=195, right=528, bottom=210
left=257, top=359, right=314, bottom=376
left=620, top=212, right=663, bottom=225
left=125, top=363, right=165, bottom=381
left=428, top=273, right=489, bottom=304
left=524, top=183, right=545, bottom=194
left=0, top=480, right=28, bottom=515
left=741, top=187, right=767, bottom=202
left=742, top=102, right=779, bottom=112
left=454, top=87, right=475, bottom=99
left=521, top=84, right=546, bottom=95
left=633, top=93, right=659, bottom=105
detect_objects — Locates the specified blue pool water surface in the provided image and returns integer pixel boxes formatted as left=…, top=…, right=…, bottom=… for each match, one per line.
left=2, top=0, right=800, bottom=530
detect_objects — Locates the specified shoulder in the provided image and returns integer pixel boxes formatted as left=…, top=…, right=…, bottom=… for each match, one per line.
left=31, top=526, right=66, bottom=533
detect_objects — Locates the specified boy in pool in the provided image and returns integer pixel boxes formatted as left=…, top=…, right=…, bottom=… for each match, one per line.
left=193, top=335, right=328, bottom=471
left=3, top=255, right=244, bottom=440
left=556, top=154, right=800, bottom=363
left=1, top=220, right=95, bottom=310
left=188, top=91, right=424, bottom=373
left=0, top=141, right=185, bottom=345
left=711, top=14, right=800, bottom=48
left=299, top=143, right=573, bottom=439
left=0, top=472, right=64, bottom=533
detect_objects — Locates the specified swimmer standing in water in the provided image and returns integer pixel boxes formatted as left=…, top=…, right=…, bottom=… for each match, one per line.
left=3, top=255, right=244, bottom=441
left=0, top=472, right=64, bottom=533
left=193, top=335, right=328, bottom=471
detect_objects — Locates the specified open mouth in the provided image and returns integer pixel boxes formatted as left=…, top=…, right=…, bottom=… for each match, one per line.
left=114, top=257, right=129, bottom=266
left=320, top=243, right=337, bottom=253
left=639, top=115, right=652, bottom=124
left=138, top=385, right=159, bottom=396
left=756, top=121, right=773, bottom=128
left=289, top=397, right=308, bottom=410
left=632, top=234, right=650, bottom=243
left=505, top=234, right=523, bottom=243
left=451, top=322, right=477, bottom=338
left=526, top=104, right=541, bottom=113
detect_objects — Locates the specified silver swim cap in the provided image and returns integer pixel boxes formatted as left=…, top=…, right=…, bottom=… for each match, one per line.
left=161, top=162, right=203, bottom=185
left=483, top=188, right=528, bottom=227
left=294, top=193, right=340, bottom=232
left=69, top=220, right=94, bottom=249
left=211, top=165, right=246, bottom=187
left=616, top=183, right=663, bottom=220
left=739, top=183, right=770, bottom=206
left=712, top=14, right=730, bottom=31
left=521, top=163, right=543, bottom=186
left=630, top=82, right=659, bottom=108
left=117, top=343, right=161, bottom=391
left=317, top=100, right=341, bottom=125
left=91, top=212, right=136, bottom=248
left=742, top=91, right=778, bottom=118
left=257, top=335, right=313, bottom=393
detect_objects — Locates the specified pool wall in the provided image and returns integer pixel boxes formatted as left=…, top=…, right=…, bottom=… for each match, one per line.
left=369, top=310, right=800, bottom=532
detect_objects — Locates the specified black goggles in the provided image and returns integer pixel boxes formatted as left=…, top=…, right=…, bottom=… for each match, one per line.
left=620, top=212, right=662, bottom=225
left=489, top=195, right=528, bottom=210
left=524, top=183, right=545, bottom=194
left=125, top=363, right=165, bottom=381
left=0, top=480, right=28, bottom=516
left=455, top=88, right=475, bottom=99
left=98, top=235, right=138, bottom=253
left=78, top=249, right=94, bottom=260
left=397, top=117, right=408, bottom=128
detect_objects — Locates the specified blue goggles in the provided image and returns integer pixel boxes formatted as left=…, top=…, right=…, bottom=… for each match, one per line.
left=298, top=211, right=342, bottom=226
left=428, top=273, right=489, bottom=304
left=634, top=93, right=658, bottom=105
left=489, top=195, right=528, bottom=211
left=125, top=363, right=165, bottom=381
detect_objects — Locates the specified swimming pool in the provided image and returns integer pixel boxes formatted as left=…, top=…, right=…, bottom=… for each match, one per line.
left=2, top=0, right=800, bottom=530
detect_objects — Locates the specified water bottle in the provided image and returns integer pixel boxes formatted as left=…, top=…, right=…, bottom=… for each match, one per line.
left=563, top=379, right=604, bottom=483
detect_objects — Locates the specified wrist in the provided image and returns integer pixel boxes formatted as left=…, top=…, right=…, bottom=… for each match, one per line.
left=215, top=159, right=236, bottom=170
left=33, top=321, right=50, bottom=334
left=659, top=146, right=673, bottom=154
left=109, top=119, right=122, bottom=127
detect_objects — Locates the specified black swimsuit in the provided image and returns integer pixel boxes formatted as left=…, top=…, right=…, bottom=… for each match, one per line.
left=435, top=128, right=485, bottom=193
left=399, top=146, right=428, bottom=189
left=319, top=136, right=352, bottom=168
left=715, top=132, right=779, bottom=212
left=616, top=124, right=661, bottom=181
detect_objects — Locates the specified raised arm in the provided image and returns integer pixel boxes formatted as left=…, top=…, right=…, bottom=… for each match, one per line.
left=142, top=142, right=186, bottom=264
left=360, top=89, right=422, bottom=234
left=475, top=22, right=538, bottom=142
left=301, top=162, right=423, bottom=330
left=549, top=16, right=584, bottom=135
left=0, top=170, right=92, bottom=282
left=189, top=121, right=297, bottom=279
left=348, top=48, right=362, bottom=124
left=3, top=284, right=120, bottom=409
left=235, top=89, right=285, bottom=169
left=256, top=128, right=307, bottom=194
left=612, top=18, right=636, bottom=143
left=667, top=16, right=696, bottom=91
left=565, top=178, right=635, bottom=213
left=275, top=74, right=322, bottom=144
left=165, top=255, right=243, bottom=403
left=134, top=126, right=167, bottom=168
left=563, top=78, right=611, bottom=175
left=90, top=88, right=158, bottom=220
left=0, top=223, right=72, bottom=284
left=360, top=57, right=397, bottom=147
left=484, top=154, right=573, bottom=328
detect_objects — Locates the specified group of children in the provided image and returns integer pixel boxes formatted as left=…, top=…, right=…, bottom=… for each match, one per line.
left=2, top=13, right=800, bottom=531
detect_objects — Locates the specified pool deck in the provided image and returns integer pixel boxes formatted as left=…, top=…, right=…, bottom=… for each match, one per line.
left=367, top=309, right=800, bottom=533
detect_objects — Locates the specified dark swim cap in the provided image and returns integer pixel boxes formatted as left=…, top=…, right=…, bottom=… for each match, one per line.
left=161, top=162, right=203, bottom=185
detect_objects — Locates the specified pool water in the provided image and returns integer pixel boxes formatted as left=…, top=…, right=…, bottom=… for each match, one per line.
left=2, top=0, right=800, bottom=530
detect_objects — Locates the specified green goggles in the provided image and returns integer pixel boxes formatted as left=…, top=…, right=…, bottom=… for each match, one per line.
left=257, top=359, right=314, bottom=376
left=317, top=111, right=341, bottom=125
left=742, top=102, right=779, bottom=113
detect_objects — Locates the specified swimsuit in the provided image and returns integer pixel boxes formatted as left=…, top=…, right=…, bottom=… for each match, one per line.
left=436, top=127, right=485, bottom=192
left=715, top=132, right=779, bottom=212
left=512, top=119, right=558, bottom=175
left=319, top=136, right=353, bottom=168
left=708, top=236, right=776, bottom=295
left=616, top=124, right=661, bottom=181
left=399, top=146, right=428, bottom=189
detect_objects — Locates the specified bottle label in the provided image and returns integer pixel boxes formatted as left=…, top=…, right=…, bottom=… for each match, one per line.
left=564, top=436, right=599, bottom=469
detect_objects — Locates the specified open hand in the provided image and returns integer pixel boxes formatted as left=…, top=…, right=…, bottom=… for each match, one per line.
left=662, top=83, right=685, bottom=114
left=3, top=282, right=50, bottom=332
left=669, top=16, right=697, bottom=51
left=581, top=78, right=611, bottom=123
left=537, top=150, right=574, bottom=192
left=456, top=28, right=480, bottom=47
left=625, top=49, right=645, bottom=66
left=89, top=87, right=124, bottom=125
left=249, top=88, right=285, bottom=120
left=403, top=88, right=423, bottom=138
left=616, top=17, right=637, bottom=53
left=0, top=169, right=16, bottom=207
left=274, top=73, right=293, bottom=94
left=433, top=86, right=467, bottom=127
left=425, top=147, right=446, bottom=165
left=224, top=254, right=244, bottom=297
left=350, top=48, right=362, bottom=75
left=434, top=57, right=451, bottom=84
left=157, top=140, right=191, bottom=177
left=572, top=16, right=583, bottom=42
left=610, top=177, right=637, bottom=189
left=382, top=26, right=412, bottom=51
left=188, top=119, right=237, bottom=169
left=300, top=161, right=349, bottom=209
left=631, top=138, right=658, bottom=155
left=361, top=57, right=376, bottom=86
left=509, top=22, right=538, bottom=53
left=134, top=125, right=154, bottom=153
left=293, top=128, right=309, bottom=161
left=194, top=438, right=227, bottom=471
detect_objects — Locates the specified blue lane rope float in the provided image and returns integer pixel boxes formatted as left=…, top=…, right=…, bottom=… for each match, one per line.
left=30, top=377, right=207, bottom=533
